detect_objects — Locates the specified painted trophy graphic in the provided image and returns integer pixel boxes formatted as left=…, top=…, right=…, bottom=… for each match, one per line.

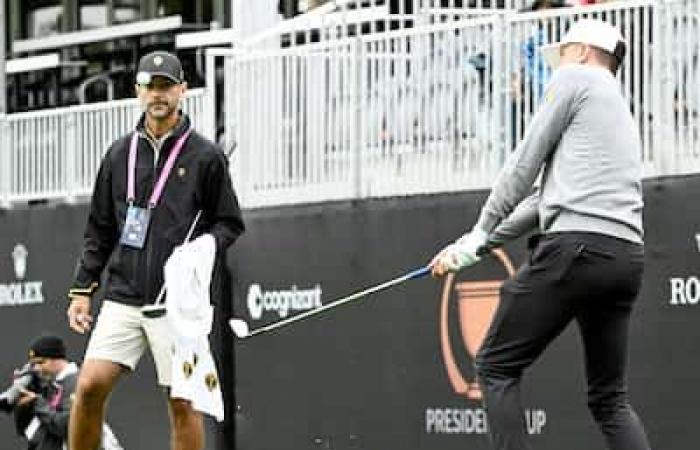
left=440, top=248, right=516, bottom=400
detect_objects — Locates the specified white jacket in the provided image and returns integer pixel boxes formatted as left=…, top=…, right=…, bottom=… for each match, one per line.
left=164, top=233, right=224, bottom=422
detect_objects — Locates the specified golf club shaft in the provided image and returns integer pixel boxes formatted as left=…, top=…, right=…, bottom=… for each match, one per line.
left=247, top=266, right=430, bottom=337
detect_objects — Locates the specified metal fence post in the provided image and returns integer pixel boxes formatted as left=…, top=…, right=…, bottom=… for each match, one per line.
left=65, top=112, right=78, bottom=203
left=0, top=114, right=9, bottom=208
left=652, top=0, right=675, bottom=176
left=226, top=50, right=249, bottom=207
left=0, top=0, right=6, bottom=115
left=205, top=49, right=218, bottom=143
left=491, top=14, right=507, bottom=171
left=351, top=37, right=364, bottom=199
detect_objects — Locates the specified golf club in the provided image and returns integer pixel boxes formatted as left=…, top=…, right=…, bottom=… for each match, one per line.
left=229, top=265, right=430, bottom=339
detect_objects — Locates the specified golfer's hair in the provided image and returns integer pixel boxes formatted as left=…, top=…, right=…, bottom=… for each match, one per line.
left=591, top=44, right=625, bottom=75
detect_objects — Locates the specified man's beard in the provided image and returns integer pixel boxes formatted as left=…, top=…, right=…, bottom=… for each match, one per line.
left=147, top=101, right=175, bottom=119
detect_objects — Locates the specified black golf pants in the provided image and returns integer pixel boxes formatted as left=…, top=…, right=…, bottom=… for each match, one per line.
left=474, top=232, right=651, bottom=450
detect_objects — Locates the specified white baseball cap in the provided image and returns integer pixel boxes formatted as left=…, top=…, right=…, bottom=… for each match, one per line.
left=540, top=19, right=626, bottom=69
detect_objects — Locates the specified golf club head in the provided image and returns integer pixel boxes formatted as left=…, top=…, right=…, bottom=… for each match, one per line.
left=229, top=319, right=250, bottom=338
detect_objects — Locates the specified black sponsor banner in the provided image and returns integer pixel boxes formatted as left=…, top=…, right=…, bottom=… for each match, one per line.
left=0, top=174, right=697, bottom=450
left=0, top=204, right=228, bottom=450
left=232, top=175, right=700, bottom=450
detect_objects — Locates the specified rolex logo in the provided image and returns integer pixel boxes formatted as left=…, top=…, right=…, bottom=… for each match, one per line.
left=0, top=243, right=44, bottom=307
left=12, top=244, right=28, bottom=281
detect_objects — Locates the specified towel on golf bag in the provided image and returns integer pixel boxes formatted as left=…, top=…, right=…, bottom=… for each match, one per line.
left=164, top=233, right=224, bottom=422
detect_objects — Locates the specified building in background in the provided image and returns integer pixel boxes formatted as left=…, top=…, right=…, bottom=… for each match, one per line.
left=2, top=1, right=527, bottom=113
left=3, top=0, right=230, bottom=112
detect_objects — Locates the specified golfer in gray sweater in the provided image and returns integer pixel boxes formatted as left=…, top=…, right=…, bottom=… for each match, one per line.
left=431, top=19, right=651, bottom=450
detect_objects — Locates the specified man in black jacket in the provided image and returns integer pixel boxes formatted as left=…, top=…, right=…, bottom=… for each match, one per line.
left=66, top=51, right=245, bottom=450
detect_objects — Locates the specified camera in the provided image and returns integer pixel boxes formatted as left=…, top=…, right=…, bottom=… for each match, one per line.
left=0, top=363, right=41, bottom=413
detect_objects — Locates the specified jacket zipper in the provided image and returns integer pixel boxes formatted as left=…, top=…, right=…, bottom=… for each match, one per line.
left=141, top=132, right=160, bottom=304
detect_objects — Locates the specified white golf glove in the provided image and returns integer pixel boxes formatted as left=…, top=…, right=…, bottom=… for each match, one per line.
left=435, top=227, right=489, bottom=273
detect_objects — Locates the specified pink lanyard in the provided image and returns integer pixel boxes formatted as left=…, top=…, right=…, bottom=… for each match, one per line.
left=127, top=128, right=193, bottom=208
left=48, top=384, right=63, bottom=409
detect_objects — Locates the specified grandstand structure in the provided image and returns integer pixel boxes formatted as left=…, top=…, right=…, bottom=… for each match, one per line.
left=0, top=0, right=698, bottom=210
left=1, top=0, right=230, bottom=112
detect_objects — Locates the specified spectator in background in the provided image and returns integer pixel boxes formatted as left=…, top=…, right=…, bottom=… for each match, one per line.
left=520, top=1, right=570, bottom=99
left=12, top=336, right=77, bottom=450
left=510, top=0, right=570, bottom=148
left=12, top=335, right=122, bottom=450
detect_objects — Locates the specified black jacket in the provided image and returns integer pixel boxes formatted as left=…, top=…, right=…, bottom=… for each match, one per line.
left=69, top=113, right=245, bottom=306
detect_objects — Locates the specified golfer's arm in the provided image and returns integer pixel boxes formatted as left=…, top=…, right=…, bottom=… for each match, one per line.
left=475, top=70, right=579, bottom=235
left=485, top=191, right=540, bottom=249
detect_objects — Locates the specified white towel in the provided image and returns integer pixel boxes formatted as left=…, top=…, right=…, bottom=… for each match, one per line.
left=164, top=233, right=224, bottom=422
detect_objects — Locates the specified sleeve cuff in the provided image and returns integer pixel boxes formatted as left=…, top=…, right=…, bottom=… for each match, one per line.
left=475, top=211, right=500, bottom=236
left=68, top=282, right=99, bottom=299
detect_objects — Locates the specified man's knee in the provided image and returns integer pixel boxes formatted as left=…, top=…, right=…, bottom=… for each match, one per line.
left=169, top=399, right=201, bottom=423
left=75, top=376, right=110, bottom=407
left=474, top=348, right=523, bottom=383
left=475, top=348, right=500, bottom=380
left=74, top=361, right=121, bottom=406
left=587, top=390, right=629, bottom=424
left=474, top=350, right=489, bottom=378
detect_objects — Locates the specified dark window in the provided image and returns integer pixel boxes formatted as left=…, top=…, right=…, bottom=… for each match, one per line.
left=79, top=1, right=107, bottom=29
left=78, top=1, right=141, bottom=28
left=25, top=0, right=63, bottom=38
left=113, top=0, right=141, bottom=24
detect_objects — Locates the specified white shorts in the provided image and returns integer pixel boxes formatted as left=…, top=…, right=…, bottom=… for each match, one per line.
left=84, top=300, right=173, bottom=386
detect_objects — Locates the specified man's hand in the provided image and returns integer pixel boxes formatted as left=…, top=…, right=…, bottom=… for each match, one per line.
left=67, top=296, right=93, bottom=334
left=16, top=389, right=37, bottom=407
left=430, top=228, right=489, bottom=277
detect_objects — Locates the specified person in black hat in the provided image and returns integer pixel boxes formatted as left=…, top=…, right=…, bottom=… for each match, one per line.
left=11, top=335, right=76, bottom=450
left=66, top=50, right=245, bottom=450
left=12, top=336, right=123, bottom=450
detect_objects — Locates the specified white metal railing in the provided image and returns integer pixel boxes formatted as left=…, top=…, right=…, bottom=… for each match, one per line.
left=227, top=16, right=509, bottom=207
left=504, top=0, right=655, bottom=156
left=656, top=0, right=700, bottom=175
left=222, top=41, right=361, bottom=207
left=242, top=0, right=529, bottom=51
left=221, top=0, right=700, bottom=209
left=0, top=89, right=209, bottom=207
left=359, top=17, right=503, bottom=197
left=2, top=1, right=700, bottom=209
